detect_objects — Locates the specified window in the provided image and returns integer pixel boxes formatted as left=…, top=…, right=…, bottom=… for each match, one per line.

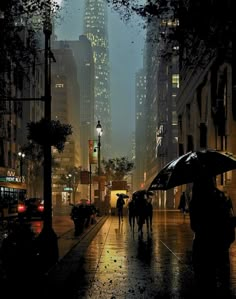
left=172, top=74, right=179, bottom=88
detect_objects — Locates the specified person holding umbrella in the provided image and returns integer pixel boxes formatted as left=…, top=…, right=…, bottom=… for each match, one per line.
left=116, top=193, right=126, bottom=222
left=189, top=172, right=235, bottom=295
left=148, top=149, right=236, bottom=295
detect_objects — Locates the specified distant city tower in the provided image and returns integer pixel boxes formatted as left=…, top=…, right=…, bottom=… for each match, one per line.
left=83, top=0, right=112, bottom=157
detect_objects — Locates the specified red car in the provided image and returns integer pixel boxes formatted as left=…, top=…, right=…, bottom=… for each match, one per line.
left=18, top=198, right=44, bottom=220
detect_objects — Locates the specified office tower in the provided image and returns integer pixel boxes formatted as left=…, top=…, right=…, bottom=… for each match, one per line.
left=134, top=68, right=146, bottom=191
left=51, top=44, right=81, bottom=204
left=64, top=36, right=95, bottom=170
left=83, top=0, right=112, bottom=158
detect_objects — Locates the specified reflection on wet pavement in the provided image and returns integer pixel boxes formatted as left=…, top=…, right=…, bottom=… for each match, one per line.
left=43, top=211, right=236, bottom=298
left=68, top=211, right=198, bottom=298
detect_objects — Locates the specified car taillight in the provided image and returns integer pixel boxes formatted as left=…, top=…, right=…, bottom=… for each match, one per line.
left=37, top=205, right=44, bottom=212
left=17, top=204, right=26, bottom=213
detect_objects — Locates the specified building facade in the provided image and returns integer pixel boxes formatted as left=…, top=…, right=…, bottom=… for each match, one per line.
left=175, top=0, right=235, bottom=206
left=51, top=44, right=81, bottom=205
left=134, top=68, right=146, bottom=191
left=65, top=36, right=95, bottom=171
left=141, top=15, right=179, bottom=208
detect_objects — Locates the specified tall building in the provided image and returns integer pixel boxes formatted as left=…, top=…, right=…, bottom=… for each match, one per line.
left=51, top=44, right=81, bottom=205
left=134, top=68, right=146, bottom=191
left=63, top=36, right=95, bottom=170
left=83, top=0, right=112, bottom=158
left=0, top=20, right=45, bottom=209
left=144, top=16, right=179, bottom=208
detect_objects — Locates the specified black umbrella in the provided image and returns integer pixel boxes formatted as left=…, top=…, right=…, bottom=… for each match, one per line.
left=148, top=149, right=236, bottom=191
left=117, top=193, right=129, bottom=199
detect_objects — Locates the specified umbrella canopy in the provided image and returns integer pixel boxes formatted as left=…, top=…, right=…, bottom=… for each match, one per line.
left=117, top=193, right=129, bottom=199
left=132, top=189, right=154, bottom=198
left=148, top=149, right=236, bottom=191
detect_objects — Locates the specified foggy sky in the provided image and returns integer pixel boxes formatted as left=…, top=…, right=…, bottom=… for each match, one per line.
left=55, top=0, right=145, bottom=157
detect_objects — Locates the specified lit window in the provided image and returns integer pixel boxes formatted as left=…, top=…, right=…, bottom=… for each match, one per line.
left=172, top=74, right=179, bottom=88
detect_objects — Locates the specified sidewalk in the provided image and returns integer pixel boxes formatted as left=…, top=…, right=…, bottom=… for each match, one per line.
left=45, top=210, right=236, bottom=298
left=2, top=211, right=236, bottom=298
left=36, top=210, right=235, bottom=298
left=0, top=214, right=107, bottom=283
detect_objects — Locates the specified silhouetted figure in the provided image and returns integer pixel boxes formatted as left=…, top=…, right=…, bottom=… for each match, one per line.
left=135, top=191, right=148, bottom=237
left=189, top=174, right=235, bottom=296
left=128, top=198, right=136, bottom=231
left=146, top=191, right=154, bottom=232
left=70, top=201, right=92, bottom=235
left=116, top=194, right=125, bottom=222
left=178, top=191, right=189, bottom=217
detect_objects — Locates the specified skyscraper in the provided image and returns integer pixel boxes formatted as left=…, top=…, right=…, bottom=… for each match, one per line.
left=63, top=36, right=95, bottom=170
left=83, top=0, right=112, bottom=158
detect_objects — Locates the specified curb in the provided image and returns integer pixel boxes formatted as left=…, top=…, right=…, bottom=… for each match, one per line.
left=45, top=216, right=108, bottom=281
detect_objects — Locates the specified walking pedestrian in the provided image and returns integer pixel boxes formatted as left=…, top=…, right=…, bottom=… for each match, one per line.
left=116, top=194, right=125, bottom=222
left=189, top=173, right=236, bottom=296
left=178, top=191, right=189, bottom=217
left=146, top=191, right=154, bottom=233
left=128, top=197, right=136, bottom=231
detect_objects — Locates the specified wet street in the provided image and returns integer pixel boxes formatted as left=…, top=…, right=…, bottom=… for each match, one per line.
left=48, top=210, right=236, bottom=299
left=69, top=211, right=195, bottom=298
left=3, top=210, right=236, bottom=298
left=43, top=210, right=202, bottom=298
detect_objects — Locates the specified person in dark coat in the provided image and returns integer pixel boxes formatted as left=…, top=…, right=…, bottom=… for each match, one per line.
left=178, top=191, right=189, bottom=217
left=189, top=173, right=235, bottom=295
left=116, top=194, right=125, bottom=222
left=128, top=197, right=136, bottom=230
left=146, top=191, right=154, bottom=232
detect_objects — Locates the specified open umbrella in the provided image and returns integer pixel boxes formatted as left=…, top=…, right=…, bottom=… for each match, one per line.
left=148, top=149, right=236, bottom=191
left=133, top=190, right=153, bottom=197
left=117, top=193, right=129, bottom=199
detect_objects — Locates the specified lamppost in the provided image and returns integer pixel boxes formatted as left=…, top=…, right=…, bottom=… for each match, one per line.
left=96, top=120, right=102, bottom=215
left=18, top=151, right=25, bottom=182
left=37, top=3, right=59, bottom=271
left=67, top=173, right=72, bottom=204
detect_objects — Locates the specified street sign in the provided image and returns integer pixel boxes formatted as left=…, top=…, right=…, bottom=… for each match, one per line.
left=64, top=187, right=73, bottom=191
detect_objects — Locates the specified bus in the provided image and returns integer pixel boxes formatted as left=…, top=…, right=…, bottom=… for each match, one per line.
left=0, top=182, right=27, bottom=217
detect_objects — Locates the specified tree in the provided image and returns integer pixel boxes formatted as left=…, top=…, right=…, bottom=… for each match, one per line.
left=0, top=0, right=61, bottom=96
left=106, top=0, right=233, bottom=69
left=20, top=119, right=72, bottom=196
left=26, top=118, right=73, bottom=152
left=57, top=166, right=82, bottom=186
left=102, top=157, right=135, bottom=181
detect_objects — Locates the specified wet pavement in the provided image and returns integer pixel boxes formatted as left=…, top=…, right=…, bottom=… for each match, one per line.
left=2, top=210, right=236, bottom=298
left=40, top=210, right=236, bottom=298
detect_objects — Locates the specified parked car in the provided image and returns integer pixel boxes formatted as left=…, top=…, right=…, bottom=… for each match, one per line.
left=17, top=198, right=44, bottom=220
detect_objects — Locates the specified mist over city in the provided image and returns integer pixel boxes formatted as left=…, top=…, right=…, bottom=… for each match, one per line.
left=55, top=0, right=145, bottom=157
left=0, top=1, right=235, bottom=297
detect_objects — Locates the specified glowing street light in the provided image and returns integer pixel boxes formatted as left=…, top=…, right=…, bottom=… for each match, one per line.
left=18, top=151, right=25, bottom=182
left=96, top=120, right=103, bottom=214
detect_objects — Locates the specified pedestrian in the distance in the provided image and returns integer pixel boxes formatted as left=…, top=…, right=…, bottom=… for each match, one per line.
left=178, top=191, right=189, bottom=217
left=146, top=191, right=154, bottom=232
left=128, top=197, right=136, bottom=231
left=116, top=194, right=125, bottom=222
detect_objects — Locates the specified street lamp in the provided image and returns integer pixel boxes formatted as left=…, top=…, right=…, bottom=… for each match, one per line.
left=18, top=151, right=25, bottom=182
left=96, top=120, right=103, bottom=215
left=37, top=4, right=59, bottom=272
left=67, top=173, right=72, bottom=204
